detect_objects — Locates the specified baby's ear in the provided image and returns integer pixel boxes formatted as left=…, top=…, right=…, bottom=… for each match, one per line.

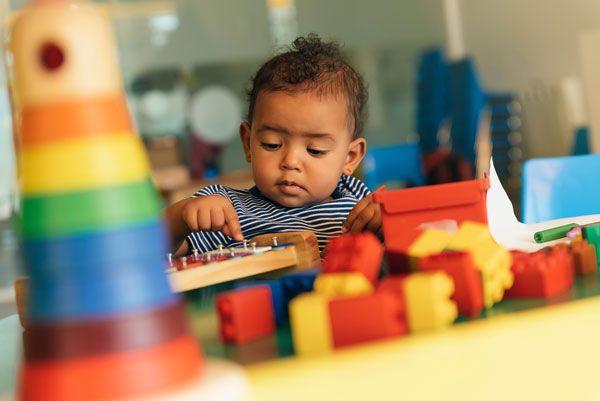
left=343, top=137, right=366, bottom=175
left=239, top=122, right=252, bottom=162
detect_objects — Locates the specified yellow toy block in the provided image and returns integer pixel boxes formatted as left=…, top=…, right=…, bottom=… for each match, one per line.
left=289, top=292, right=332, bottom=356
left=403, top=271, right=458, bottom=331
left=407, top=229, right=455, bottom=270
left=446, top=221, right=514, bottom=308
left=21, top=133, right=149, bottom=195
left=313, top=272, right=373, bottom=296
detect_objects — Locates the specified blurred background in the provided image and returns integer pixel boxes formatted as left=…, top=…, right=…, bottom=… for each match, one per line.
left=3, top=0, right=600, bottom=313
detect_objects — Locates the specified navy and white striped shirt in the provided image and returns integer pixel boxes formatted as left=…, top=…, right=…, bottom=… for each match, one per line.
left=187, top=175, right=370, bottom=253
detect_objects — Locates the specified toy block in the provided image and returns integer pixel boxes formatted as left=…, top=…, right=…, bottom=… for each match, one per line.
left=406, top=229, right=454, bottom=270
left=279, top=267, right=321, bottom=303
left=583, top=224, right=600, bottom=266
left=505, top=250, right=574, bottom=298
left=234, top=280, right=286, bottom=326
left=322, top=232, right=384, bottom=283
left=328, top=291, right=407, bottom=348
left=313, top=272, right=373, bottom=297
left=376, top=275, right=409, bottom=299
left=289, top=292, right=333, bottom=356
left=373, top=177, right=490, bottom=251
left=569, top=240, right=597, bottom=275
left=446, top=221, right=513, bottom=308
left=418, top=251, right=484, bottom=318
left=215, top=286, right=275, bottom=344
left=402, top=271, right=458, bottom=331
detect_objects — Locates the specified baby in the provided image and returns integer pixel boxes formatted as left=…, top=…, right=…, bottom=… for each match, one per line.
left=165, top=34, right=381, bottom=256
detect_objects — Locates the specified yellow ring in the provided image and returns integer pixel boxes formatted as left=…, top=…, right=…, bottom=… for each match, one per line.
left=21, top=132, right=150, bottom=194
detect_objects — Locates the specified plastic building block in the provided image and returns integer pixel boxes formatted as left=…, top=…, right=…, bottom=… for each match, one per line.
left=376, top=275, right=409, bottom=299
left=328, top=291, right=407, bottom=348
left=279, top=267, right=321, bottom=304
left=215, top=286, right=275, bottom=344
left=322, top=232, right=384, bottom=283
left=446, top=221, right=513, bottom=308
left=418, top=251, right=484, bottom=317
left=313, top=272, right=373, bottom=297
left=583, top=224, right=600, bottom=266
left=289, top=292, right=333, bottom=356
left=402, top=271, right=458, bottom=331
left=373, top=177, right=490, bottom=251
left=568, top=240, right=597, bottom=275
left=406, top=229, right=454, bottom=270
left=234, top=280, right=286, bottom=326
left=504, top=250, right=574, bottom=298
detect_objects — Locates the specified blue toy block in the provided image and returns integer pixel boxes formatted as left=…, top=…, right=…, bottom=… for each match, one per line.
left=278, top=267, right=321, bottom=304
left=22, top=221, right=168, bottom=277
left=234, top=280, right=286, bottom=326
left=27, top=260, right=177, bottom=323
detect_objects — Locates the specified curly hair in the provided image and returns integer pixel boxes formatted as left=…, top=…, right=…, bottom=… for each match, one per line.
left=246, top=34, right=368, bottom=139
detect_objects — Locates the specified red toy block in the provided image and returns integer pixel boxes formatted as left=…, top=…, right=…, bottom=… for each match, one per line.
left=505, top=250, right=574, bottom=298
left=322, top=232, right=384, bottom=283
left=376, top=275, right=409, bottom=299
left=373, top=178, right=490, bottom=252
left=418, top=251, right=484, bottom=318
left=215, top=286, right=275, bottom=344
left=328, top=291, right=407, bottom=348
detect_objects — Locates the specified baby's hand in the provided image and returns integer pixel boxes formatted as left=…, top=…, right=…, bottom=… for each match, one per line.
left=181, top=195, right=244, bottom=241
left=342, top=192, right=383, bottom=239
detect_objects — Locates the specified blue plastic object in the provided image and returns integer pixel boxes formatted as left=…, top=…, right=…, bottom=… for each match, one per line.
left=234, top=280, right=286, bottom=326
left=572, top=126, right=591, bottom=156
left=278, top=267, right=321, bottom=304
left=23, top=220, right=168, bottom=277
left=362, top=142, right=426, bottom=191
left=521, top=154, right=600, bottom=223
left=27, top=262, right=177, bottom=322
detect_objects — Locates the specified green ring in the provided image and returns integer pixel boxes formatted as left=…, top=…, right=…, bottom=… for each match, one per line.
left=20, top=178, right=163, bottom=240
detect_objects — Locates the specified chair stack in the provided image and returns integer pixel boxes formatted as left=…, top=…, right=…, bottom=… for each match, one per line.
left=10, top=1, right=204, bottom=400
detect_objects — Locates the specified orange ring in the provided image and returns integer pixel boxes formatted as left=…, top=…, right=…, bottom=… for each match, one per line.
left=20, top=95, right=133, bottom=145
left=19, top=334, right=204, bottom=401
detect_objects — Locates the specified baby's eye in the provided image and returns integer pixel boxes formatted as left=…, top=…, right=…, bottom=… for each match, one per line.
left=261, top=142, right=281, bottom=150
left=307, top=148, right=328, bottom=156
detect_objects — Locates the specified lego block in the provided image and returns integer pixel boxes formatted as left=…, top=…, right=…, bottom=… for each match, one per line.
left=373, top=177, right=490, bottom=251
left=407, top=229, right=455, bottom=270
left=376, top=275, right=409, bottom=299
left=446, top=221, right=513, bottom=308
left=322, top=232, right=384, bottom=283
left=234, top=280, right=286, bottom=326
left=328, top=291, right=407, bottom=348
left=569, top=240, right=597, bottom=275
left=313, top=272, right=373, bottom=297
left=403, top=271, right=458, bottom=331
left=505, top=250, right=574, bottom=298
left=418, top=251, right=484, bottom=317
left=215, top=286, right=275, bottom=344
left=583, top=224, right=600, bottom=266
left=289, top=292, right=332, bottom=356
left=279, top=267, right=321, bottom=303
left=21, top=133, right=150, bottom=195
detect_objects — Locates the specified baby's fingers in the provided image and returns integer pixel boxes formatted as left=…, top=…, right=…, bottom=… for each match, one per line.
left=342, top=197, right=369, bottom=233
left=223, top=205, right=244, bottom=241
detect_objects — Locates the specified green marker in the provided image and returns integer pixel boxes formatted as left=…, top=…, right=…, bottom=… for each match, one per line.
left=533, top=223, right=579, bottom=243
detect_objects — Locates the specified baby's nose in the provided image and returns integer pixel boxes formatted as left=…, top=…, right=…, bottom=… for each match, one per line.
left=281, top=149, right=300, bottom=170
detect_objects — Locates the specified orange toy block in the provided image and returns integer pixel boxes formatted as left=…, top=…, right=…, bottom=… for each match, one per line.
left=505, top=250, right=575, bottom=298
left=215, top=286, right=276, bottom=344
left=373, top=177, right=490, bottom=252
left=418, top=251, right=484, bottom=318
left=328, top=291, right=407, bottom=348
left=322, top=232, right=384, bottom=284
left=556, top=240, right=597, bottom=275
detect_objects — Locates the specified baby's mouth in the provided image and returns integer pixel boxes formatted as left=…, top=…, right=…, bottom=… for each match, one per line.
left=277, top=180, right=303, bottom=195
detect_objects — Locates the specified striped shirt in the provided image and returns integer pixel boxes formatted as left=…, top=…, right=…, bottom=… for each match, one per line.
left=187, top=175, right=370, bottom=253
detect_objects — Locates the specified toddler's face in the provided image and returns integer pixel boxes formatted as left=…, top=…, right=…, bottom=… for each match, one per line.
left=240, top=90, right=365, bottom=207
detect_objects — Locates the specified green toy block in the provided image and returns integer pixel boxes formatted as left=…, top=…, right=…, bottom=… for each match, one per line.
left=582, top=224, right=600, bottom=267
